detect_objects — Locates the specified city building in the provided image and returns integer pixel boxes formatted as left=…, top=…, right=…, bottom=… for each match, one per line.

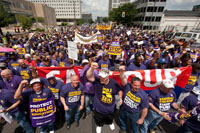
left=25, top=0, right=82, bottom=24
left=193, top=5, right=200, bottom=13
left=108, top=0, right=130, bottom=13
left=2, top=0, right=35, bottom=20
left=82, top=13, right=92, bottom=23
left=159, top=10, right=200, bottom=32
left=32, top=3, right=57, bottom=26
left=134, top=0, right=167, bottom=30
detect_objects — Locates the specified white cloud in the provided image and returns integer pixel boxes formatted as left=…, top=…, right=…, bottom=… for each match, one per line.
left=82, top=0, right=108, bottom=20
left=81, top=0, right=200, bottom=20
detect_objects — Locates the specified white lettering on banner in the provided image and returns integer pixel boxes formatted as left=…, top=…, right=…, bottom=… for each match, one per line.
left=68, top=96, right=80, bottom=103
left=66, top=69, right=76, bottom=83
left=46, top=71, right=64, bottom=82
left=125, top=69, right=182, bottom=87
left=159, top=103, right=170, bottom=112
left=124, top=96, right=139, bottom=109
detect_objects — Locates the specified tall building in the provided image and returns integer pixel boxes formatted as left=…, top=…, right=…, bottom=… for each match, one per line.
left=32, top=3, right=57, bottom=26
left=134, top=0, right=167, bottom=30
left=25, top=0, right=82, bottom=24
left=82, top=13, right=92, bottom=23
left=108, top=0, right=130, bottom=13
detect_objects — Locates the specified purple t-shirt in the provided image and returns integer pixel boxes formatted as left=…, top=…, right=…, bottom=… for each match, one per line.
left=0, top=89, right=22, bottom=115
left=8, top=60, right=19, bottom=70
left=79, top=65, right=99, bottom=94
left=16, top=66, right=32, bottom=82
left=93, top=78, right=122, bottom=114
left=149, top=87, right=176, bottom=112
left=4, top=75, right=23, bottom=92
left=22, top=87, right=54, bottom=103
left=57, top=57, right=69, bottom=67
left=41, top=78, right=64, bottom=100
left=60, top=82, right=84, bottom=108
left=183, top=72, right=200, bottom=92
left=122, top=83, right=149, bottom=113
left=126, top=63, right=147, bottom=71
left=181, top=94, right=198, bottom=111
left=185, top=104, right=200, bottom=132
left=98, top=59, right=111, bottom=69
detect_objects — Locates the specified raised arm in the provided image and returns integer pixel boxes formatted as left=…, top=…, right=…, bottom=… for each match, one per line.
left=14, top=80, right=28, bottom=99
left=86, top=62, right=98, bottom=82
left=119, top=65, right=127, bottom=86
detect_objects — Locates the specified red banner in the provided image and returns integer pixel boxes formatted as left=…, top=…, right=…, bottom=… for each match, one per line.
left=37, top=66, right=192, bottom=91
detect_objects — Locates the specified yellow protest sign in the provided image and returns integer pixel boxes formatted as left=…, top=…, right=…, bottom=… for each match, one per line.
left=108, top=46, right=122, bottom=55
left=96, top=24, right=111, bottom=30
left=18, top=48, right=26, bottom=54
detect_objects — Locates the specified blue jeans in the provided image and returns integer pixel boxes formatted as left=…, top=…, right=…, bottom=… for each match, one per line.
left=65, top=105, right=80, bottom=124
left=140, top=109, right=163, bottom=133
left=119, top=107, right=141, bottom=133
left=85, top=94, right=94, bottom=113
left=177, top=123, right=199, bottom=133
left=39, top=122, right=54, bottom=133
left=12, top=111, right=33, bottom=133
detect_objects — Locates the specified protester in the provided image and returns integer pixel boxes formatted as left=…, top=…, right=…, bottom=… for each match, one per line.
left=14, top=79, right=56, bottom=133
left=119, top=66, right=149, bottom=133
left=0, top=89, right=33, bottom=133
left=86, top=62, right=123, bottom=133
left=1, top=69, right=23, bottom=92
left=140, top=79, right=180, bottom=133
left=60, top=75, right=84, bottom=129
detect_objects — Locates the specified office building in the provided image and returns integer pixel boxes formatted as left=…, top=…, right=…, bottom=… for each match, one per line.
left=134, top=0, right=167, bottom=30
left=25, top=0, right=82, bottom=24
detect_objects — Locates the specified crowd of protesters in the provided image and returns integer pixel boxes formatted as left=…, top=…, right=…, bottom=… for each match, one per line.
left=0, top=25, right=199, bottom=133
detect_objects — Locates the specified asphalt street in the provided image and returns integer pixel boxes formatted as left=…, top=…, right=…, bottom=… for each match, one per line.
left=0, top=109, right=180, bottom=133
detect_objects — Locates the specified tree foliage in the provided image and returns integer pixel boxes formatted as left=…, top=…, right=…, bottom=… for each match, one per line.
left=102, top=17, right=109, bottom=23
left=88, top=19, right=94, bottom=24
left=61, top=22, right=69, bottom=27
left=109, top=3, right=137, bottom=26
left=76, top=19, right=85, bottom=26
left=0, top=2, right=14, bottom=28
left=37, top=17, right=45, bottom=23
left=16, top=15, right=33, bottom=31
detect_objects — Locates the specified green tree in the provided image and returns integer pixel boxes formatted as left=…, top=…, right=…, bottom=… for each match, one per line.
left=37, top=17, right=45, bottom=23
left=76, top=19, right=85, bottom=26
left=109, top=3, right=137, bottom=26
left=16, top=15, right=33, bottom=31
left=102, top=17, right=109, bottom=23
left=0, top=2, right=14, bottom=35
left=61, top=22, right=69, bottom=27
left=88, top=19, right=94, bottom=24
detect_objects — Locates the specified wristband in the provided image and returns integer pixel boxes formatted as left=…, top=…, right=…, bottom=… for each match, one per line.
left=158, top=111, right=162, bottom=115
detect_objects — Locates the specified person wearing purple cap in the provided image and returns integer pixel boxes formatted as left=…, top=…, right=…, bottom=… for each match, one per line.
left=119, top=66, right=149, bottom=133
left=140, top=79, right=180, bottom=133
left=86, top=62, right=123, bottom=133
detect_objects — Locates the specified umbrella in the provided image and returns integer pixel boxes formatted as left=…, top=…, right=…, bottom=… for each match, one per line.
left=0, top=47, right=16, bottom=52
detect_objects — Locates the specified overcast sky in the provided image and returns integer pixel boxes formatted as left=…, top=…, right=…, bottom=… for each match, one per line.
left=82, top=0, right=200, bottom=20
